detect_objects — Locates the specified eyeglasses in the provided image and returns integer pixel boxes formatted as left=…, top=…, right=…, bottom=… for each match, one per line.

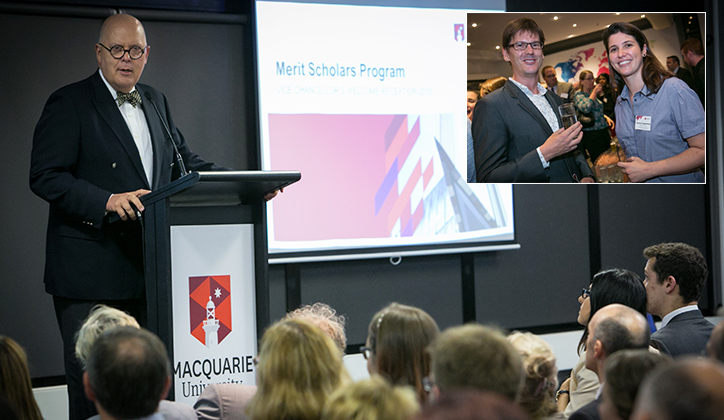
left=360, top=346, right=373, bottom=360
left=508, top=41, right=543, bottom=51
left=581, top=288, right=591, bottom=299
left=98, top=43, right=146, bottom=60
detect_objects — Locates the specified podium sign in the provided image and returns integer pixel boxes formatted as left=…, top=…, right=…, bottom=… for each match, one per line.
left=170, top=224, right=258, bottom=405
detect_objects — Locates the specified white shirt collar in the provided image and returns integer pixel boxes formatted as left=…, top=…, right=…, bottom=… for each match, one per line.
left=660, top=304, right=699, bottom=328
left=508, top=77, right=548, bottom=97
left=98, top=68, right=137, bottom=101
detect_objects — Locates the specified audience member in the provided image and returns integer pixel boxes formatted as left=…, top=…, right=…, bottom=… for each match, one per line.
left=603, top=22, right=704, bottom=183
left=467, top=89, right=479, bottom=121
left=642, top=242, right=713, bottom=357
left=568, top=304, right=650, bottom=420
left=285, top=302, right=347, bottom=352
left=473, top=18, right=592, bottom=183
left=362, top=303, right=439, bottom=404
left=597, top=349, right=670, bottom=420
left=0, top=336, right=43, bottom=420
left=83, top=326, right=177, bottom=420
left=414, top=390, right=531, bottom=420
left=557, top=269, right=647, bottom=417
left=680, top=38, right=705, bottom=107
left=321, top=375, right=419, bottom=420
left=630, top=358, right=724, bottom=420
left=246, top=318, right=350, bottom=420
left=665, top=55, right=696, bottom=93
left=706, top=318, right=724, bottom=362
left=0, top=392, right=21, bottom=420
left=507, top=332, right=564, bottom=420
left=75, top=305, right=196, bottom=420
left=196, top=302, right=347, bottom=420
left=541, top=65, right=575, bottom=103
left=572, top=70, right=615, bottom=164
left=428, top=323, right=523, bottom=402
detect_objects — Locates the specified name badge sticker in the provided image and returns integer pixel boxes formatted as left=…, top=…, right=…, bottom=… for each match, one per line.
left=635, top=115, right=652, bottom=131
left=561, top=93, right=568, bottom=99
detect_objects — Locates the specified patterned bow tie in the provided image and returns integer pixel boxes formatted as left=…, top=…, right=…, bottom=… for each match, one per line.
left=116, top=90, right=142, bottom=108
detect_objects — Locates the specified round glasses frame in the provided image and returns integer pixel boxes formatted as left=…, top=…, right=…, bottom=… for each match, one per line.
left=98, top=43, right=146, bottom=60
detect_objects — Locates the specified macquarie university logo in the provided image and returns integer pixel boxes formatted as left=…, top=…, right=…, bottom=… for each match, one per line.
left=189, top=275, right=232, bottom=348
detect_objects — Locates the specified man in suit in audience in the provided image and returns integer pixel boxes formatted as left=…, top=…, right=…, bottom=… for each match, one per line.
left=706, top=319, right=724, bottom=363
left=83, top=326, right=193, bottom=420
left=472, top=18, right=594, bottom=183
left=631, top=358, right=724, bottom=420
left=665, top=56, right=696, bottom=92
left=569, top=304, right=651, bottom=420
left=643, top=242, right=714, bottom=357
left=428, top=324, right=524, bottom=402
left=681, top=38, right=705, bottom=107
left=541, top=65, right=575, bottom=103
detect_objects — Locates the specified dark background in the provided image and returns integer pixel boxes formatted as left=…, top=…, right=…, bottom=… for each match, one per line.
left=0, top=0, right=719, bottom=384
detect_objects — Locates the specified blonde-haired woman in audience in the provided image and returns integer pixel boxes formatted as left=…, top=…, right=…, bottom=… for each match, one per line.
left=246, top=318, right=350, bottom=420
left=321, top=375, right=419, bottom=420
left=0, top=336, right=43, bottom=420
left=362, top=303, right=439, bottom=404
left=74, top=304, right=139, bottom=368
left=508, top=332, right=564, bottom=420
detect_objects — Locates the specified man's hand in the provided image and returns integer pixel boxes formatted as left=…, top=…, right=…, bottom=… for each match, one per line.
left=264, top=187, right=284, bottom=201
left=106, top=189, right=151, bottom=221
left=539, top=122, right=583, bottom=162
left=580, top=177, right=595, bottom=183
left=618, top=157, right=652, bottom=183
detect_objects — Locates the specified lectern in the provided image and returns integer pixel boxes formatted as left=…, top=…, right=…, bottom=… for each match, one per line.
left=135, top=170, right=300, bottom=403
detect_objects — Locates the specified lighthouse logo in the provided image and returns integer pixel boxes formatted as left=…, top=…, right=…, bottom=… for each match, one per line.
left=189, top=275, right=232, bottom=347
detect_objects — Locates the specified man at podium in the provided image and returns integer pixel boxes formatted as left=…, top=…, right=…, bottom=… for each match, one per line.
left=29, top=13, right=230, bottom=420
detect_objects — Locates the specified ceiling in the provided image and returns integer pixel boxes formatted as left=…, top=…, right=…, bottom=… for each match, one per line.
left=466, top=13, right=680, bottom=59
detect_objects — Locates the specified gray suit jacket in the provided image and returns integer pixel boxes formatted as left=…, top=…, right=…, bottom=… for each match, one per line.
left=472, top=80, right=593, bottom=183
left=553, top=81, right=575, bottom=103
left=651, top=309, right=714, bottom=358
left=194, top=383, right=257, bottom=420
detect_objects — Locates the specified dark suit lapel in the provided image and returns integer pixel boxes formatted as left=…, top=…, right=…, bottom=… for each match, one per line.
left=505, top=82, right=554, bottom=136
left=137, top=87, right=167, bottom=190
left=91, top=72, right=150, bottom=189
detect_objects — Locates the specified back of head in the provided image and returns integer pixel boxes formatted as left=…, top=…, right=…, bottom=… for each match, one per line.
left=591, top=304, right=650, bottom=358
left=643, top=242, right=708, bottom=303
left=367, top=303, right=439, bottom=403
left=480, top=76, right=507, bottom=97
left=285, top=302, right=347, bottom=352
left=707, top=319, right=724, bottom=362
left=603, top=349, right=671, bottom=420
left=633, top=358, right=724, bottom=420
left=75, top=304, right=140, bottom=367
left=0, top=337, right=43, bottom=420
left=429, top=324, right=523, bottom=401
left=248, top=318, right=349, bottom=420
left=579, top=268, right=647, bottom=354
left=413, top=390, right=531, bottom=420
left=321, top=375, right=419, bottom=420
left=86, top=326, right=170, bottom=419
left=507, top=332, right=557, bottom=420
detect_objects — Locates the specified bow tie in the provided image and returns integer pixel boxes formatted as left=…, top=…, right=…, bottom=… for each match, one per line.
left=116, top=90, right=142, bottom=108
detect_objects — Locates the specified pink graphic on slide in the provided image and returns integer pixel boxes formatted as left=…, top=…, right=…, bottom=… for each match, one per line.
left=268, top=114, right=430, bottom=241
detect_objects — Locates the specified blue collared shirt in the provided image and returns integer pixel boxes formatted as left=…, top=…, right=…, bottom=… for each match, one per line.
left=615, top=77, right=704, bottom=183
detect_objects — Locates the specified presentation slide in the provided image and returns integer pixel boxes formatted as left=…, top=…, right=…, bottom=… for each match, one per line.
left=256, top=1, right=513, bottom=259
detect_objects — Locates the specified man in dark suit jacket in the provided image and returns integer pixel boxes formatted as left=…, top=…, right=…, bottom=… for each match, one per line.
left=541, top=65, right=575, bottom=103
left=29, top=14, right=226, bottom=420
left=569, top=304, right=650, bottom=420
left=666, top=56, right=696, bottom=93
left=681, top=38, right=705, bottom=108
left=643, top=242, right=714, bottom=358
left=472, top=18, right=594, bottom=183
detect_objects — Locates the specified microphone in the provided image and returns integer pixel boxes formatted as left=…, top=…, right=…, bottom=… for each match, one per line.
left=144, top=91, right=188, bottom=177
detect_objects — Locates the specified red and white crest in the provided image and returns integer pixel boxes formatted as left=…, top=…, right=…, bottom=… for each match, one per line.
left=189, top=275, right=232, bottom=346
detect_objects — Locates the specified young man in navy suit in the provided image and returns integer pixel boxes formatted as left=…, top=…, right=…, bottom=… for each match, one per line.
left=643, top=242, right=714, bottom=358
